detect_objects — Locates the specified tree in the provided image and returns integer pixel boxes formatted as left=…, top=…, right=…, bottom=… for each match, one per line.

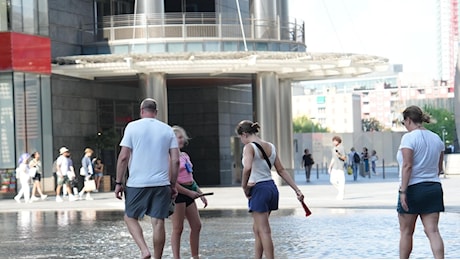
left=85, top=129, right=120, bottom=157
left=362, top=117, right=385, bottom=132
left=293, top=116, right=328, bottom=133
left=422, top=105, right=455, bottom=146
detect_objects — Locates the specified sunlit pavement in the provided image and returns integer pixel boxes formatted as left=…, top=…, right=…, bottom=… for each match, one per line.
left=1, top=167, right=459, bottom=213
left=1, top=167, right=459, bottom=258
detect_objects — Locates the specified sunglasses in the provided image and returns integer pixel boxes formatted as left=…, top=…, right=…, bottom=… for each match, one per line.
left=400, top=119, right=406, bottom=126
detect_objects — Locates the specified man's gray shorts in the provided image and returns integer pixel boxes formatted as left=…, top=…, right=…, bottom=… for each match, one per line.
left=125, top=186, right=171, bottom=219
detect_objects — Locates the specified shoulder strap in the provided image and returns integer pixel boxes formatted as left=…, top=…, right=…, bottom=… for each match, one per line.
left=252, top=142, right=272, bottom=169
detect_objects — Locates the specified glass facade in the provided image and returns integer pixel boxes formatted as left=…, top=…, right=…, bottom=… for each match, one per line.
left=0, top=72, right=50, bottom=198
left=0, top=0, right=49, bottom=35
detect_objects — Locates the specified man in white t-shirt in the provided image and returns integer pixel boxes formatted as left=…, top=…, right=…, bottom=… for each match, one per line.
left=55, top=147, right=77, bottom=202
left=115, top=98, right=180, bottom=259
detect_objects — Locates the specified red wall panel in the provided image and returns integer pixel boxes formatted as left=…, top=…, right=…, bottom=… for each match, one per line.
left=0, top=32, right=13, bottom=71
left=0, top=32, right=51, bottom=74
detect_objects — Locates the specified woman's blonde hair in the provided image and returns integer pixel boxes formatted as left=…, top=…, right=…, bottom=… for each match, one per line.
left=172, top=125, right=190, bottom=144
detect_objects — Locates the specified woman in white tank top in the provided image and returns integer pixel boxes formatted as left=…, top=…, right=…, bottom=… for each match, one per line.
left=236, top=120, right=304, bottom=259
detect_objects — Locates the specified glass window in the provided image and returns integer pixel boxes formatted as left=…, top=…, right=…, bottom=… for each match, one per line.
left=0, top=0, right=8, bottom=31
left=131, top=44, right=147, bottom=53
left=167, top=42, right=184, bottom=52
left=37, top=0, right=48, bottom=35
left=11, top=0, right=23, bottom=32
left=0, top=73, right=15, bottom=168
left=204, top=41, right=220, bottom=51
left=186, top=42, right=203, bottom=52
left=14, top=72, right=26, bottom=157
left=149, top=43, right=166, bottom=53
left=112, top=45, right=129, bottom=53
left=223, top=41, right=237, bottom=51
left=24, top=73, right=42, bottom=154
left=22, top=0, right=37, bottom=34
left=255, top=42, right=268, bottom=51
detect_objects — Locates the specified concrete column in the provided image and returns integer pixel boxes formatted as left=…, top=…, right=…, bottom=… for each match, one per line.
left=136, top=0, right=164, bottom=15
left=253, top=72, right=282, bottom=185
left=139, top=73, right=168, bottom=123
left=249, top=0, right=277, bottom=39
left=278, top=79, right=294, bottom=175
left=277, top=0, right=290, bottom=40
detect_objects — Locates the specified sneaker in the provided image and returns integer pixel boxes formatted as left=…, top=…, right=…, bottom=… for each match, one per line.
left=41, top=195, right=48, bottom=200
left=14, top=196, right=21, bottom=203
left=31, top=196, right=40, bottom=201
left=93, top=189, right=99, bottom=193
left=85, top=196, right=94, bottom=201
left=69, top=195, right=77, bottom=202
left=56, top=196, right=63, bottom=202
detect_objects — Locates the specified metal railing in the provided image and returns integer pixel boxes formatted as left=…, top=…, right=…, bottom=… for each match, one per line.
left=81, top=12, right=305, bottom=45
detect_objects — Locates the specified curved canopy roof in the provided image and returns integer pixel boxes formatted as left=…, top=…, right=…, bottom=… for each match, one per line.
left=52, top=51, right=389, bottom=81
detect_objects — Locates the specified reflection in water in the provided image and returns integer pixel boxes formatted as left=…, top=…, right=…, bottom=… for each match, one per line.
left=0, top=209, right=458, bottom=258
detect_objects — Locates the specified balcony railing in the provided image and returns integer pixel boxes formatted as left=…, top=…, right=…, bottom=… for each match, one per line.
left=81, top=12, right=305, bottom=46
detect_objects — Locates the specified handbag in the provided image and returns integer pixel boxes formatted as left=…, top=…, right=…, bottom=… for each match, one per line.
left=80, top=167, right=86, bottom=176
left=347, top=166, right=353, bottom=175
left=29, top=167, right=37, bottom=178
left=84, top=180, right=96, bottom=192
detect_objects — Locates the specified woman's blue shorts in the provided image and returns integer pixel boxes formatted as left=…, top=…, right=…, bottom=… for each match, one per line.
left=248, top=180, right=279, bottom=213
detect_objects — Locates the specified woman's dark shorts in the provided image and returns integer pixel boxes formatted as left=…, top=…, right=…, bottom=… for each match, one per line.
left=175, top=193, right=195, bottom=207
left=175, top=182, right=198, bottom=207
left=125, top=186, right=171, bottom=219
left=397, top=182, right=444, bottom=214
left=32, top=173, right=41, bottom=182
left=248, top=180, right=279, bottom=213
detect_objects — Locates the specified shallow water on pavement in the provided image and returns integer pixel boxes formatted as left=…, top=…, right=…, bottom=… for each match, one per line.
left=0, top=208, right=458, bottom=259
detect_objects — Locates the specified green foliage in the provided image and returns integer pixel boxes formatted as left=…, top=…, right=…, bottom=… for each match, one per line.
left=362, top=117, right=385, bottom=132
left=85, top=129, right=120, bottom=154
left=293, top=116, right=328, bottom=133
left=422, top=105, right=455, bottom=145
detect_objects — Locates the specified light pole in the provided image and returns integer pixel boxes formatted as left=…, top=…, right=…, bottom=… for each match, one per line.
left=442, top=127, right=447, bottom=147
left=310, top=117, right=316, bottom=133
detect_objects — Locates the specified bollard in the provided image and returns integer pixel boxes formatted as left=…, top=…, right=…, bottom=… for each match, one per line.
left=316, top=163, right=319, bottom=179
left=381, top=159, right=385, bottom=179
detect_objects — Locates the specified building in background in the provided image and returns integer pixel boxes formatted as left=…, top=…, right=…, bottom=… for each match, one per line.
left=293, top=65, right=455, bottom=132
left=436, top=0, right=458, bottom=90
left=0, top=0, right=387, bottom=197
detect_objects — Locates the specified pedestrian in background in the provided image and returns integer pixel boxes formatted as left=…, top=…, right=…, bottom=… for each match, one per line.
left=371, top=150, right=378, bottom=176
left=236, top=120, right=304, bottom=259
left=29, top=152, right=47, bottom=201
left=14, top=153, right=31, bottom=203
left=348, top=148, right=359, bottom=181
left=329, top=136, right=346, bottom=200
left=170, top=126, right=207, bottom=259
left=397, top=105, right=445, bottom=259
left=55, top=147, right=77, bottom=202
left=301, top=149, right=314, bottom=183
left=361, top=147, right=370, bottom=177
left=93, top=158, right=104, bottom=192
left=115, top=98, right=180, bottom=259
left=79, top=148, right=94, bottom=200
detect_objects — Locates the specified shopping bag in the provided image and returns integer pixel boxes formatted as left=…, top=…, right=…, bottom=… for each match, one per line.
left=84, top=180, right=96, bottom=192
left=29, top=167, right=37, bottom=178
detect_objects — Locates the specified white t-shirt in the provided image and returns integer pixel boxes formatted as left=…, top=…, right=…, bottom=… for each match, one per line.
left=56, top=155, right=70, bottom=176
left=120, top=118, right=178, bottom=188
left=397, top=129, right=444, bottom=186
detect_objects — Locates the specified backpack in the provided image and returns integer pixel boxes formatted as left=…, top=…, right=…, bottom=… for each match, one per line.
left=52, top=159, right=58, bottom=173
left=353, top=153, right=361, bottom=163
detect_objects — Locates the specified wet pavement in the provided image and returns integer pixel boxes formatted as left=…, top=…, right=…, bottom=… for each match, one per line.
left=1, top=168, right=459, bottom=259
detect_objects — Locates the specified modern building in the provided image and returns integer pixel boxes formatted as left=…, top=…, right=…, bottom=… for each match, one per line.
left=436, top=0, right=458, bottom=90
left=292, top=90, right=362, bottom=133
left=293, top=66, right=454, bottom=132
left=0, top=0, right=387, bottom=198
